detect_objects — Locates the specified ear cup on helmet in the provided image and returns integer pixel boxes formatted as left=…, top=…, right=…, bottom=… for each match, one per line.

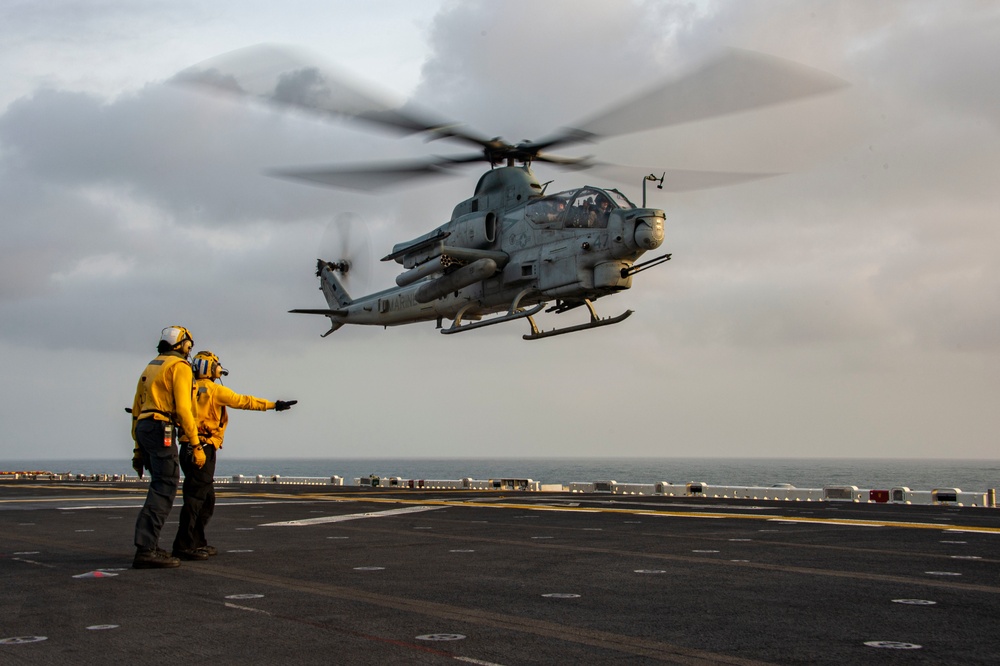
left=192, top=351, right=222, bottom=379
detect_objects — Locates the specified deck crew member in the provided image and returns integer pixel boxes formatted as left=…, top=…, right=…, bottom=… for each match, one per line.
left=171, top=350, right=296, bottom=560
left=131, top=326, right=204, bottom=569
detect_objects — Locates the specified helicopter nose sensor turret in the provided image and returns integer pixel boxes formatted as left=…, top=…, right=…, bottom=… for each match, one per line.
left=634, top=213, right=665, bottom=251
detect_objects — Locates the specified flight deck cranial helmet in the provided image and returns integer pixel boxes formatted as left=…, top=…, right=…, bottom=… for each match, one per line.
left=192, top=350, right=228, bottom=379
left=158, top=326, right=193, bottom=354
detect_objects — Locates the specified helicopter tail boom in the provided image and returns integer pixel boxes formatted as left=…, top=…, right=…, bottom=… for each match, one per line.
left=289, top=261, right=353, bottom=336
left=318, top=260, right=353, bottom=310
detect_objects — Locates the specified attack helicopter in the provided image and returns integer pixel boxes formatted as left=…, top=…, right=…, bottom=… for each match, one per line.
left=179, top=46, right=845, bottom=340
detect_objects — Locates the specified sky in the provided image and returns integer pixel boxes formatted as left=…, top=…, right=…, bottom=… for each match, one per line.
left=1, top=0, right=998, bottom=462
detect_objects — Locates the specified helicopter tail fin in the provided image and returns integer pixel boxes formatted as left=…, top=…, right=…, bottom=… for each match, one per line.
left=317, top=259, right=353, bottom=309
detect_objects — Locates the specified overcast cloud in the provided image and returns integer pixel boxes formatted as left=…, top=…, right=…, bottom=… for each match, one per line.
left=1, top=0, right=998, bottom=463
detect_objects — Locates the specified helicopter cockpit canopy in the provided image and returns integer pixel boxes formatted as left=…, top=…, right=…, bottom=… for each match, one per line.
left=526, top=187, right=635, bottom=229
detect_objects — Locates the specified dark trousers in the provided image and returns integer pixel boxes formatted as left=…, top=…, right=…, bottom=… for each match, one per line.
left=133, top=419, right=180, bottom=551
left=172, top=442, right=217, bottom=552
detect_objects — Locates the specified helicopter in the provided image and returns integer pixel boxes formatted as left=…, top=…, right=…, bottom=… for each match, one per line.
left=179, top=45, right=846, bottom=340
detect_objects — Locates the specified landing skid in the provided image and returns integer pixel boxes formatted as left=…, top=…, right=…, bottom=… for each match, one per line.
left=441, top=289, right=544, bottom=335
left=523, top=299, right=632, bottom=341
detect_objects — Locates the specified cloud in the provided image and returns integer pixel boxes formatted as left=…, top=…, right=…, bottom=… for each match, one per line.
left=852, top=8, right=1000, bottom=129
left=0, top=85, right=369, bottom=223
left=0, top=78, right=422, bottom=350
left=413, top=0, right=709, bottom=142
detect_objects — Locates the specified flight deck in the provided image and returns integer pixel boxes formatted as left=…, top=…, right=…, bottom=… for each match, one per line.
left=3, top=481, right=999, bottom=664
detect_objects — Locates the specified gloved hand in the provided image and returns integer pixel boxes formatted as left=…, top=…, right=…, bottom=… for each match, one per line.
left=191, top=444, right=207, bottom=468
left=131, top=445, right=144, bottom=479
left=274, top=400, right=297, bottom=412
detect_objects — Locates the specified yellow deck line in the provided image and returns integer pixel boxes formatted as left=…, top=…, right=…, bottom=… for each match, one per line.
left=223, top=492, right=1000, bottom=534
left=5, top=485, right=999, bottom=534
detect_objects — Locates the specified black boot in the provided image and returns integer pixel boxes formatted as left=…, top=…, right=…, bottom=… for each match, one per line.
left=133, top=548, right=180, bottom=569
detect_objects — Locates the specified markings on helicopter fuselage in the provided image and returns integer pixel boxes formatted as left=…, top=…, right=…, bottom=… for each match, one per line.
left=260, top=505, right=444, bottom=526
left=385, top=291, right=418, bottom=312
left=508, top=232, right=529, bottom=249
left=574, top=233, right=609, bottom=250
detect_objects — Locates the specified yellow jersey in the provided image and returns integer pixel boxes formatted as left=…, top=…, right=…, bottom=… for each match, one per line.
left=131, top=353, right=200, bottom=447
left=186, top=378, right=274, bottom=449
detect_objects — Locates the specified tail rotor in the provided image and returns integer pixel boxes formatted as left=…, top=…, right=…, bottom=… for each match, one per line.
left=318, top=212, right=373, bottom=294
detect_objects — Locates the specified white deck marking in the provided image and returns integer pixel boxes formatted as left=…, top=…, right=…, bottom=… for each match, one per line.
left=417, top=633, right=465, bottom=641
left=260, top=505, right=443, bottom=526
left=761, top=518, right=885, bottom=531
left=455, top=657, right=508, bottom=666
left=57, top=501, right=288, bottom=510
left=0, top=636, right=48, bottom=645
left=12, top=557, right=56, bottom=569
left=945, top=528, right=998, bottom=534
left=864, top=641, right=921, bottom=649
left=224, top=602, right=271, bottom=615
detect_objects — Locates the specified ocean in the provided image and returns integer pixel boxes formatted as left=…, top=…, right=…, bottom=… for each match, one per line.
left=3, top=457, right=999, bottom=491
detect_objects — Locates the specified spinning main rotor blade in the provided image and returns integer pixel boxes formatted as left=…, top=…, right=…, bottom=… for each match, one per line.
left=534, top=48, right=849, bottom=152
left=271, top=152, right=593, bottom=191
left=582, top=164, right=781, bottom=192
left=177, top=45, right=846, bottom=192
left=174, top=44, right=491, bottom=150
left=269, top=156, right=475, bottom=192
left=274, top=157, right=773, bottom=193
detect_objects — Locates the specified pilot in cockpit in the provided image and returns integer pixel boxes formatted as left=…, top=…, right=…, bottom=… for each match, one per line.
left=547, top=199, right=567, bottom=223
left=593, top=195, right=611, bottom=226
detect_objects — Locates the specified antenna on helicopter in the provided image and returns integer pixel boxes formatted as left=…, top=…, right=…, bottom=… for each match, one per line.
left=642, top=172, right=665, bottom=207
